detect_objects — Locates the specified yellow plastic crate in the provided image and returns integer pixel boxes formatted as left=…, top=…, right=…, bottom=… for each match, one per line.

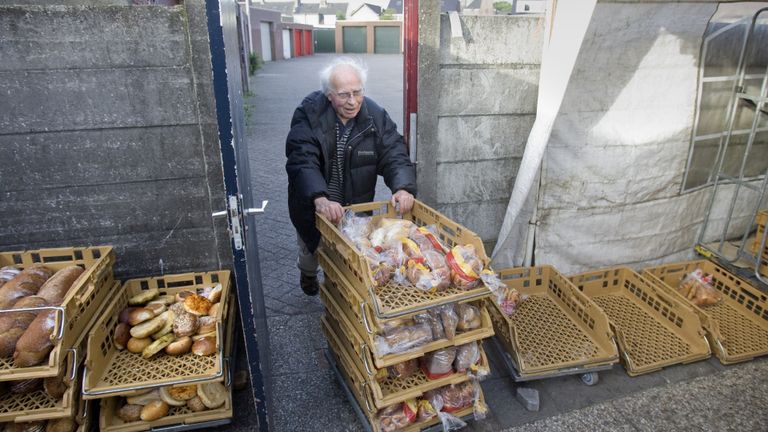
left=489, top=266, right=619, bottom=378
left=569, top=267, right=711, bottom=376
left=317, top=200, right=492, bottom=319
left=83, top=271, right=231, bottom=399
left=0, top=246, right=115, bottom=382
left=643, top=259, right=768, bottom=364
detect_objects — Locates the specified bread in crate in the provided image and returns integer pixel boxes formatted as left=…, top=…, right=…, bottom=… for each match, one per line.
left=0, top=246, right=114, bottom=381
left=316, top=201, right=497, bottom=319
left=82, top=271, right=231, bottom=399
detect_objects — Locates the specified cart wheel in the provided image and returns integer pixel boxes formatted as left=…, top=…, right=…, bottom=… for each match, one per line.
left=580, top=372, right=599, bottom=386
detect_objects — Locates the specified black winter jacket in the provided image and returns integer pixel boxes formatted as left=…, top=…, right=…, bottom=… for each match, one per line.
left=286, top=90, right=417, bottom=252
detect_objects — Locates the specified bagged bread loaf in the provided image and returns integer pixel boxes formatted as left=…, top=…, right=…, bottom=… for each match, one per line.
left=14, top=266, right=84, bottom=367
left=0, top=296, right=49, bottom=357
left=445, top=245, right=483, bottom=290
left=455, top=304, right=481, bottom=331
left=422, top=347, right=457, bottom=379
left=377, top=400, right=417, bottom=432
left=0, top=265, right=54, bottom=309
left=374, top=322, right=433, bottom=356
left=454, top=341, right=480, bottom=373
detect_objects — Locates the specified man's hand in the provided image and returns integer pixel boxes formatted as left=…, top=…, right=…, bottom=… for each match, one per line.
left=392, top=190, right=415, bottom=214
left=314, top=196, right=344, bottom=225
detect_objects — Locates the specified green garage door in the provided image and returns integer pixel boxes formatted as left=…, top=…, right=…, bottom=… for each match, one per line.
left=342, top=26, right=367, bottom=53
left=374, top=26, right=400, bottom=54
left=314, top=28, right=335, bottom=53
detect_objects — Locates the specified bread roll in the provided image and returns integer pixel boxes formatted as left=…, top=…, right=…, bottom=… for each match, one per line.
left=0, top=296, right=48, bottom=357
left=197, top=316, right=216, bottom=335
left=174, top=290, right=195, bottom=303
left=119, top=307, right=137, bottom=324
left=173, top=312, right=198, bottom=338
left=45, top=418, right=75, bottom=432
left=43, top=373, right=68, bottom=399
left=145, top=302, right=166, bottom=315
left=117, top=404, right=143, bottom=422
left=36, top=266, right=84, bottom=306
left=128, top=288, right=159, bottom=306
left=204, top=284, right=223, bottom=303
left=186, top=396, right=207, bottom=412
left=130, top=314, right=167, bottom=339
left=127, top=337, right=152, bottom=354
left=140, top=400, right=169, bottom=421
left=197, top=382, right=227, bottom=408
left=114, top=323, right=131, bottom=350
left=191, top=336, right=216, bottom=356
left=168, top=384, right=198, bottom=401
left=0, top=266, right=21, bottom=283
left=159, top=386, right=187, bottom=406
left=150, top=311, right=174, bottom=340
left=142, top=333, right=174, bottom=359
left=165, top=336, right=192, bottom=356
left=126, top=388, right=161, bottom=405
left=208, top=303, right=221, bottom=319
left=0, top=265, right=53, bottom=309
left=183, top=295, right=212, bottom=316
left=127, top=308, right=155, bottom=326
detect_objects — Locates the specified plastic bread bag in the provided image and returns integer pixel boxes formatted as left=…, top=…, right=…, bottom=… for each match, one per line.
left=400, top=238, right=425, bottom=263
left=678, top=268, right=722, bottom=307
left=422, top=347, right=457, bottom=379
left=406, top=260, right=446, bottom=292
left=377, top=399, right=418, bottom=432
left=480, top=270, right=526, bottom=316
left=339, top=210, right=373, bottom=250
left=455, top=303, right=482, bottom=332
left=423, top=249, right=448, bottom=272
left=0, top=266, right=21, bottom=284
left=440, top=381, right=475, bottom=413
left=371, top=263, right=393, bottom=287
left=379, top=317, right=416, bottom=334
left=374, top=322, right=434, bottom=356
left=454, top=341, right=480, bottom=373
left=414, top=310, right=445, bottom=341
left=370, top=219, right=416, bottom=250
left=424, top=390, right=467, bottom=431
left=471, top=380, right=489, bottom=421
left=439, top=304, right=459, bottom=340
left=388, top=359, right=418, bottom=380
left=446, top=245, right=483, bottom=289
left=416, top=398, right=437, bottom=423
left=408, top=225, right=447, bottom=253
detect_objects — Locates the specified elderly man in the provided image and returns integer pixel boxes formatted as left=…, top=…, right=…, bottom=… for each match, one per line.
left=286, top=58, right=417, bottom=296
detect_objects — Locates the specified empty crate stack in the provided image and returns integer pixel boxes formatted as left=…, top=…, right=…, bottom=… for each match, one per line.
left=317, top=200, right=496, bottom=432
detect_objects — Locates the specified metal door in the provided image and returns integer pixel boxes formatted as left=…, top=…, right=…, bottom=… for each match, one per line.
left=313, top=28, right=335, bottom=53
left=342, top=26, right=367, bottom=53
left=282, top=29, right=291, bottom=59
left=260, top=21, right=273, bottom=62
left=206, top=0, right=271, bottom=430
left=304, top=29, right=313, bottom=55
left=293, top=29, right=303, bottom=56
left=374, top=26, right=400, bottom=53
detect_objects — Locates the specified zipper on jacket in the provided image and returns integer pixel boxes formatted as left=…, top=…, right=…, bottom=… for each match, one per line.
left=343, top=121, right=375, bottom=205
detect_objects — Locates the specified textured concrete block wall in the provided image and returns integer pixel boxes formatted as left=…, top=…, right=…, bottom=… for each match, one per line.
left=417, top=10, right=544, bottom=251
left=0, top=2, right=232, bottom=277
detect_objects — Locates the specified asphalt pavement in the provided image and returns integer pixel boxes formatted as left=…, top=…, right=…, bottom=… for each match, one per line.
left=221, top=53, right=768, bottom=432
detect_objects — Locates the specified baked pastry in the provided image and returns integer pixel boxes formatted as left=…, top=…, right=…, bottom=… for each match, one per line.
left=127, top=337, right=153, bottom=354
left=142, top=334, right=174, bottom=359
left=191, top=336, right=216, bottom=356
left=165, top=336, right=192, bottom=356
left=197, top=382, right=227, bottom=408
left=173, top=311, right=198, bottom=338
left=160, top=386, right=187, bottom=407
left=174, top=290, right=195, bottom=303
left=169, top=384, right=198, bottom=401
left=126, top=389, right=161, bottom=405
left=183, top=295, right=212, bottom=316
left=45, top=418, right=75, bottom=432
left=204, top=284, right=223, bottom=303
left=114, top=323, right=131, bottom=350
left=150, top=311, right=174, bottom=339
left=127, top=308, right=155, bottom=326
left=128, top=289, right=159, bottom=306
left=0, top=296, right=48, bottom=357
left=0, top=265, right=53, bottom=309
left=140, top=400, right=169, bottom=421
left=43, top=373, right=68, bottom=399
left=117, top=404, right=143, bottom=422
left=208, top=302, right=221, bottom=319
left=197, top=316, right=216, bottom=335
left=130, top=314, right=167, bottom=338
left=36, top=266, right=83, bottom=305
left=186, top=396, right=207, bottom=412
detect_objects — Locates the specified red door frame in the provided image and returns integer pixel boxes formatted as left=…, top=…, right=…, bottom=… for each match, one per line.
left=403, top=0, right=418, bottom=152
left=293, top=29, right=302, bottom=56
left=304, top=30, right=313, bottom=55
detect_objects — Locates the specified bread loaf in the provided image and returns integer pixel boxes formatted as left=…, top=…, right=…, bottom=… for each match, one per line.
left=37, top=266, right=84, bottom=306
left=13, top=309, right=58, bottom=367
left=0, top=296, right=49, bottom=357
left=45, top=418, right=76, bottom=432
left=0, top=265, right=53, bottom=309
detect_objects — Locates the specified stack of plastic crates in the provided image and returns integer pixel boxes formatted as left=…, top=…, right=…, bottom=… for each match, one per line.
left=0, top=246, right=115, bottom=431
left=487, top=266, right=619, bottom=385
left=81, top=271, right=237, bottom=432
left=317, top=200, right=495, bottom=432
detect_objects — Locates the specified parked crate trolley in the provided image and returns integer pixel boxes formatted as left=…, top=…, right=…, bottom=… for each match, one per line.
left=568, top=267, right=711, bottom=376
left=317, top=200, right=495, bottom=431
left=487, top=266, right=619, bottom=385
left=643, top=259, right=768, bottom=364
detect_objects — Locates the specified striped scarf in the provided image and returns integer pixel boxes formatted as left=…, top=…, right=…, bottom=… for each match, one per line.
left=328, top=121, right=352, bottom=203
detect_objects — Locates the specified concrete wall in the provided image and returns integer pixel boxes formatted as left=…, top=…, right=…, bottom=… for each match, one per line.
left=0, top=1, right=232, bottom=277
left=417, top=6, right=544, bottom=252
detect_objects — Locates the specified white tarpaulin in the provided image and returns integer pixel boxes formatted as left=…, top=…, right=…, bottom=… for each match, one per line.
left=492, top=1, right=764, bottom=274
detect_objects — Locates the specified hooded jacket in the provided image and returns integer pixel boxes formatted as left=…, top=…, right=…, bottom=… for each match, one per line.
left=286, top=90, right=417, bottom=252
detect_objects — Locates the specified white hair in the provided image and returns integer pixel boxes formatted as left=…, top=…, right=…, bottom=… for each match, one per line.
left=319, top=57, right=368, bottom=95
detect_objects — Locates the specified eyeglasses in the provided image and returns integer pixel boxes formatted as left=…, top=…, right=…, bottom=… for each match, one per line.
left=334, top=89, right=364, bottom=101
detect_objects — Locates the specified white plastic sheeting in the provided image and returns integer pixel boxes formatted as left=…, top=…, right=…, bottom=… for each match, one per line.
left=490, top=2, right=764, bottom=274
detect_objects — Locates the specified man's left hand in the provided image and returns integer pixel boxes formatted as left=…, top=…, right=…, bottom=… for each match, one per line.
left=392, top=190, right=415, bottom=214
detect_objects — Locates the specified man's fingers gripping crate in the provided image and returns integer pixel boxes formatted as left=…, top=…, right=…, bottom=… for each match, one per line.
left=316, top=200, right=493, bottom=319
left=320, top=251, right=494, bottom=369
left=82, top=271, right=231, bottom=399
left=488, top=266, right=618, bottom=378
left=0, top=246, right=115, bottom=381
left=643, top=260, right=768, bottom=364
left=569, top=267, right=711, bottom=376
